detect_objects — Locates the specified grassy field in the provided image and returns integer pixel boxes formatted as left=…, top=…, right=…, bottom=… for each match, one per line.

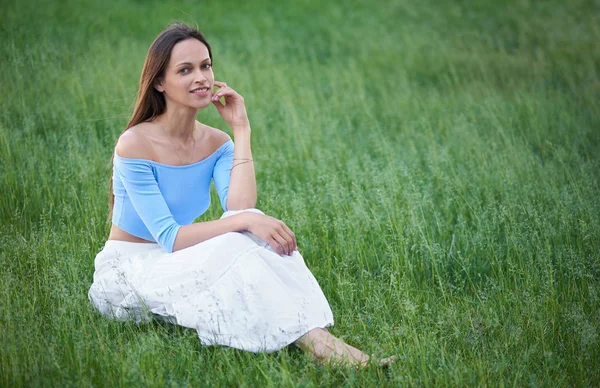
left=1, top=0, right=599, bottom=386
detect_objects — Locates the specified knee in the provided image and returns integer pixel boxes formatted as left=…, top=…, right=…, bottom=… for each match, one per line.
left=220, top=208, right=265, bottom=219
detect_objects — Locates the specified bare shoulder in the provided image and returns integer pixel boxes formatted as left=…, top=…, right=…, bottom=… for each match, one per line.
left=115, top=123, right=156, bottom=160
left=199, top=123, right=231, bottom=148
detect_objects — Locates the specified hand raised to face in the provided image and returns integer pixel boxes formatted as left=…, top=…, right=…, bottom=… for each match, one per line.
left=212, top=81, right=250, bottom=131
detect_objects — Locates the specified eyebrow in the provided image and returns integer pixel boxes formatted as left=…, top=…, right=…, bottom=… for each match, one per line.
left=176, top=58, right=211, bottom=67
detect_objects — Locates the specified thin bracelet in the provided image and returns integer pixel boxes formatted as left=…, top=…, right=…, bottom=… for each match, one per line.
left=233, top=158, right=253, bottom=162
left=232, top=160, right=253, bottom=167
left=230, top=160, right=254, bottom=174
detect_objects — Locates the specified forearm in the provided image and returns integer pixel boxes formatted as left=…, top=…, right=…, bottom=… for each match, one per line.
left=172, top=213, right=248, bottom=252
left=226, top=126, right=257, bottom=209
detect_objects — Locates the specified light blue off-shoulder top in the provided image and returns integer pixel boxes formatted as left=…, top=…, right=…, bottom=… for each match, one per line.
left=111, top=140, right=234, bottom=253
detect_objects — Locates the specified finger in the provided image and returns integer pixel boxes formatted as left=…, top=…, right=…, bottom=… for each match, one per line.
left=212, top=99, right=225, bottom=112
left=211, top=87, right=225, bottom=102
left=211, top=87, right=235, bottom=102
left=280, top=222, right=297, bottom=251
left=213, top=87, right=241, bottom=102
left=266, top=236, right=285, bottom=256
left=271, top=233, right=288, bottom=256
left=211, top=81, right=227, bottom=101
left=273, top=231, right=293, bottom=256
left=280, top=227, right=296, bottom=253
left=274, top=230, right=293, bottom=256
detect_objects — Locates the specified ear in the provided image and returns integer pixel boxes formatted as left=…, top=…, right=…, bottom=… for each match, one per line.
left=154, top=78, right=165, bottom=93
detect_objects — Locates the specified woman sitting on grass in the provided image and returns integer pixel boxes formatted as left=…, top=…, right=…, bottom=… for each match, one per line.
left=88, top=22, right=394, bottom=368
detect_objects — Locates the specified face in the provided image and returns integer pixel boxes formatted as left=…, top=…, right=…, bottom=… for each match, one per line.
left=155, top=38, right=214, bottom=109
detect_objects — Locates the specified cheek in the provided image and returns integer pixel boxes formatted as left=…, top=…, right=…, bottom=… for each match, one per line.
left=170, top=77, right=190, bottom=94
left=163, top=76, right=179, bottom=92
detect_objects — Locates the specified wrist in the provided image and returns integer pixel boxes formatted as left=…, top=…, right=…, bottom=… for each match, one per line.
left=231, top=123, right=251, bottom=134
left=232, top=212, right=252, bottom=231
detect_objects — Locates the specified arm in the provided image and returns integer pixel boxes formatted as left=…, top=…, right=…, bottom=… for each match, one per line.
left=115, top=134, right=251, bottom=253
left=116, top=131, right=295, bottom=255
left=212, top=134, right=256, bottom=211
left=226, top=127, right=256, bottom=209
left=172, top=214, right=248, bottom=252
left=211, top=81, right=257, bottom=210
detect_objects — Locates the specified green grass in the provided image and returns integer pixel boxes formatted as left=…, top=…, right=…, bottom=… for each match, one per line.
left=1, top=0, right=599, bottom=386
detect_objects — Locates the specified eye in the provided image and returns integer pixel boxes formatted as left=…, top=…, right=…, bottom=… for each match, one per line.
left=178, top=67, right=190, bottom=74
left=201, top=63, right=212, bottom=69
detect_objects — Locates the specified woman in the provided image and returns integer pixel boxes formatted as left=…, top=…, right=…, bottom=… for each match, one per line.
left=88, top=22, right=394, bottom=368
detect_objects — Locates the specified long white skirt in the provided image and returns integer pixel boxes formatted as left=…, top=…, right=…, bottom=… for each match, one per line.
left=88, top=210, right=334, bottom=353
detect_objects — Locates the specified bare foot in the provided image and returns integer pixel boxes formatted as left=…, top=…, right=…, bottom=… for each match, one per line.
left=376, top=354, right=399, bottom=367
left=295, top=328, right=397, bottom=368
left=341, top=342, right=398, bottom=368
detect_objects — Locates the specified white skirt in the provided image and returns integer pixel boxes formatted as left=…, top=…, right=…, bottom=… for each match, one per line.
left=88, top=209, right=334, bottom=353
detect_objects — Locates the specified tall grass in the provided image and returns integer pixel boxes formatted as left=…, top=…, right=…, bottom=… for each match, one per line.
left=1, top=0, right=599, bottom=385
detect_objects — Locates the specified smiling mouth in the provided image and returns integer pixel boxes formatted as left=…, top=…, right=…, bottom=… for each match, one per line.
left=190, top=87, right=209, bottom=93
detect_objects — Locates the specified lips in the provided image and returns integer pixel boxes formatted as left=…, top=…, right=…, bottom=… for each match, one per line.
left=190, top=87, right=209, bottom=93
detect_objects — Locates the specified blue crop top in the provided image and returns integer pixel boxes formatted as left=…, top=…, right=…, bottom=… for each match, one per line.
left=112, top=140, right=234, bottom=253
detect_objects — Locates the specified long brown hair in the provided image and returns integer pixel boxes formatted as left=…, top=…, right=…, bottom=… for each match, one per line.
left=108, top=22, right=212, bottom=219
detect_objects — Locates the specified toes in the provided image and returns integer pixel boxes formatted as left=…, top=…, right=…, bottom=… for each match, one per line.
left=378, top=355, right=399, bottom=368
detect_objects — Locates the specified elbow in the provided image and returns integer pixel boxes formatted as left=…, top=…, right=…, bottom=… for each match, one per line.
left=157, top=224, right=181, bottom=253
left=225, top=198, right=257, bottom=211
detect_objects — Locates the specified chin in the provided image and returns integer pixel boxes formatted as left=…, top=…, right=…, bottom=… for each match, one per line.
left=195, top=101, right=212, bottom=110
left=189, top=98, right=212, bottom=110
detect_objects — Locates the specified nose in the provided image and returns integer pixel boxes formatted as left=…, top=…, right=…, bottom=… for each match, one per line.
left=194, top=68, right=208, bottom=84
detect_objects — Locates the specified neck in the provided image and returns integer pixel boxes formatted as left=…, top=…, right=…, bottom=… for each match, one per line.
left=156, top=106, right=199, bottom=140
